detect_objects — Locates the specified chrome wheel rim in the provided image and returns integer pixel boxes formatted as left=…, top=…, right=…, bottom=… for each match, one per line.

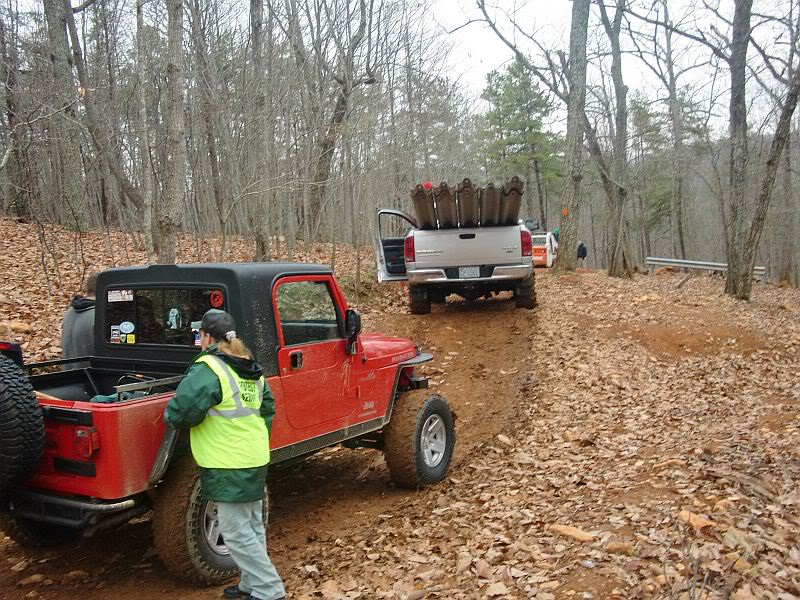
left=420, top=414, right=447, bottom=468
left=203, top=501, right=229, bottom=556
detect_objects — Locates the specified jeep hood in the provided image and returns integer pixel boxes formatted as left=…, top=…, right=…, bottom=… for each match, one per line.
left=359, top=333, right=419, bottom=367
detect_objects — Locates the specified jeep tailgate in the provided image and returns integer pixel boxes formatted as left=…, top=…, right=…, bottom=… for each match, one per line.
left=410, top=226, right=524, bottom=269
left=26, top=394, right=171, bottom=500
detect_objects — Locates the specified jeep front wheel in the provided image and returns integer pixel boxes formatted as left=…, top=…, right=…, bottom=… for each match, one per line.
left=383, top=391, right=455, bottom=488
left=152, top=457, right=270, bottom=584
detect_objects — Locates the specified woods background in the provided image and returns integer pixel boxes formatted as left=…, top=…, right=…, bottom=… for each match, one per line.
left=0, top=0, right=798, bottom=299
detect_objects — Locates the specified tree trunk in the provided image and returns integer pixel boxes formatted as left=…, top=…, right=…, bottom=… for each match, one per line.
left=778, top=132, right=795, bottom=284
left=552, top=0, right=590, bottom=273
left=533, top=156, right=547, bottom=230
left=251, top=0, right=272, bottom=261
left=42, top=0, right=84, bottom=229
left=663, top=0, right=688, bottom=260
left=136, top=0, right=156, bottom=263
left=0, top=14, right=29, bottom=221
left=598, top=0, right=633, bottom=278
left=731, top=67, right=800, bottom=298
left=159, top=0, right=186, bottom=264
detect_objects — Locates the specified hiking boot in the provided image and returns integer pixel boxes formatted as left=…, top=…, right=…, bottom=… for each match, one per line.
left=223, top=586, right=249, bottom=599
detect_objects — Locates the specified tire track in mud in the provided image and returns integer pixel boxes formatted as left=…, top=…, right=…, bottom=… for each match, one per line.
left=0, top=295, right=539, bottom=600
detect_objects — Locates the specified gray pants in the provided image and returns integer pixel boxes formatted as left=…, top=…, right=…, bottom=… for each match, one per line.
left=217, top=500, right=285, bottom=600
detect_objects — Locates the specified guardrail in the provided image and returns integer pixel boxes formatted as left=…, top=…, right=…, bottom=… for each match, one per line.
left=646, top=257, right=767, bottom=285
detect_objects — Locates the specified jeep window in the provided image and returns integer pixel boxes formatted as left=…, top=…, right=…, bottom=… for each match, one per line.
left=104, top=288, right=225, bottom=346
left=276, top=281, right=342, bottom=345
left=532, top=235, right=548, bottom=247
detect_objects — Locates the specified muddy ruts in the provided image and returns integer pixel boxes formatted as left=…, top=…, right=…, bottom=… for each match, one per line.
left=434, top=182, right=458, bottom=229
left=479, top=184, right=501, bottom=226
left=456, top=178, right=479, bottom=228
left=500, top=176, right=524, bottom=226
left=410, top=184, right=437, bottom=229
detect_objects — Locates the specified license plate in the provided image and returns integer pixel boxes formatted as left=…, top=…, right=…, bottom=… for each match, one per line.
left=458, top=266, right=480, bottom=279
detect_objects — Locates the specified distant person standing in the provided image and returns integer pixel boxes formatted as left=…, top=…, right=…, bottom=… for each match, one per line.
left=61, top=272, right=97, bottom=368
left=577, top=241, right=588, bottom=267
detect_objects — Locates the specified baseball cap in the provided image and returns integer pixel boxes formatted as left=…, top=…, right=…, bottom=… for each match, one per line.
left=191, top=309, right=235, bottom=340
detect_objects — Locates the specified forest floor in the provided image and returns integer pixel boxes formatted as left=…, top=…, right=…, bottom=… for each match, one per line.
left=1, top=219, right=799, bottom=600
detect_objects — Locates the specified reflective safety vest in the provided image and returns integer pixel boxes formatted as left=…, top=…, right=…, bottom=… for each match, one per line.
left=189, top=354, right=271, bottom=469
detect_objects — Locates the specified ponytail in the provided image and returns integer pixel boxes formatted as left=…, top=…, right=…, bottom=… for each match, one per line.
left=216, top=337, right=252, bottom=359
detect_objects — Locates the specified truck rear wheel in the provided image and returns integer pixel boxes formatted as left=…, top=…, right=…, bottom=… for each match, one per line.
left=514, top=275, right=536, bottom=310
left=383, top=391, right=455, bottom=488
left=0, top=354, right=45, bottom=498
left=0, top=514, right=77, bottom=547
left=408, top=286, right=431, bottom=315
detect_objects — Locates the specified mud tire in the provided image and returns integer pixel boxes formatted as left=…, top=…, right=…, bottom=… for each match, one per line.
left=408, top=286, right=431, bottom=315
left=384, top=391, right=455, bottom=488
left=0, top=354, right=44, bottom=498
left=514, top=274, right=536, bottom=310
left=0, top=514, right=77, bottom=547
left=152, top=456, right=269, bottom=584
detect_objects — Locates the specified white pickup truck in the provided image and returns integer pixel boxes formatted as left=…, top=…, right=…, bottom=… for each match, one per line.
left=374, top=179, right=536, bottom=314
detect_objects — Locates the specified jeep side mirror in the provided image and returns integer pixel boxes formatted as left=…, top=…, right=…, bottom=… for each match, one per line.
left=345, top=309, right=362, bottom=339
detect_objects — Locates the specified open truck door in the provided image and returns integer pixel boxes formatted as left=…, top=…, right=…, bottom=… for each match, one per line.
left=374, top=208, right=416, bottom=282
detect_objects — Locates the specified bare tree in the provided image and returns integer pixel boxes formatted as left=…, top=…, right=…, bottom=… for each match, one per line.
left=159, top=0, right=186, bottom=263
left=477, top=0, right=591, bottom=272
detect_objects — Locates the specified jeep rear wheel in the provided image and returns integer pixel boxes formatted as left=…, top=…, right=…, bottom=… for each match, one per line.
left=0, top=514, right=77, bottom=547
left=152, top=457, right=270, bottom=584
left=0, top=354, right=45, bottom=498
left=383, top=391, right=455, bottom=488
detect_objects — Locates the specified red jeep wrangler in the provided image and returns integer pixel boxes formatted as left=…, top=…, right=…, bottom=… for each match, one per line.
left=0, top=263, right=455, bottom=583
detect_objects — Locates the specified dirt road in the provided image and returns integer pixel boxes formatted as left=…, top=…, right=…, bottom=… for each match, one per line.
left=2, top=271, right=799, bottom=600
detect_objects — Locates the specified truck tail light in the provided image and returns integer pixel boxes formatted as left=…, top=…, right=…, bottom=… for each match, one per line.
left=404, top=234, right=415, bottom=263
left=73, top=427, right=100, bottom=458
left=521, top=229, right=532, bottom=257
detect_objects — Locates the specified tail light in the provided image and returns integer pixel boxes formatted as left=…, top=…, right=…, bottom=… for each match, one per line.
left=73, top=427, right=100, bottom=458
left=404, top=234, right=415, bottom=263
left=521, top=229, right=532, bottom=257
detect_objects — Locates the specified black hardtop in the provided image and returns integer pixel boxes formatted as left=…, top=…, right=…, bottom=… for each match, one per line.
left=95, top=262, right=333, bottom=376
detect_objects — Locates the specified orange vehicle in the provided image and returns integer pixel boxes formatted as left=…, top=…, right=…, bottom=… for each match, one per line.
left=532, top=232, right=558, bottom=268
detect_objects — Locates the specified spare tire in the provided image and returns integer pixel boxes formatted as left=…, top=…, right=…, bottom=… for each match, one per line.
left=0, top=354, right=44, bottom=497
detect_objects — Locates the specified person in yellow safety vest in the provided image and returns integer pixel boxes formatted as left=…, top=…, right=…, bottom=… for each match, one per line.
left=164, top=309, right=285, bottom=600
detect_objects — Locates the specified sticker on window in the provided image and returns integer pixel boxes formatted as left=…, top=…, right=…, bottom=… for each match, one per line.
left=119, top=321, right=135, bottom=334
left=110, top=326, right=121, bottom=343
left=210, top=290, right=224, bottom=308
left=108, top=289, right=133, bottom=303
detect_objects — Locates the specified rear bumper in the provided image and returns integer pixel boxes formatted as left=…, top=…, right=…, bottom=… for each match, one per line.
left=2, top=488, right=145, bottom=531
left=407, top=264, right=531, bottom=284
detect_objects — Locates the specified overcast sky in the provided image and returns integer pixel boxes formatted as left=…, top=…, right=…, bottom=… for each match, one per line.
left=430, top=0, right=572, bottom=94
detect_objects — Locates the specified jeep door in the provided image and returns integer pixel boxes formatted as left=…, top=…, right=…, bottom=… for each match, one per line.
left=273, top=276, right=354, bottom=430
left=374, top=209, right=416, bottom=282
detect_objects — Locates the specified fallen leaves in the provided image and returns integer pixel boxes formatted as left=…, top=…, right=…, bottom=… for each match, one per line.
left=678, top=510, right=716, bottom=531
left=545, top=524, right=595, bottom=542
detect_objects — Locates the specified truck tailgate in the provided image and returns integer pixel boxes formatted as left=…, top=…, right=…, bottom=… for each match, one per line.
left=411, top=226, right=523, bottom=269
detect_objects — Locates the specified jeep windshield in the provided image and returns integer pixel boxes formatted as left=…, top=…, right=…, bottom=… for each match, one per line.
left=104, top=287, right=226, bottom=347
